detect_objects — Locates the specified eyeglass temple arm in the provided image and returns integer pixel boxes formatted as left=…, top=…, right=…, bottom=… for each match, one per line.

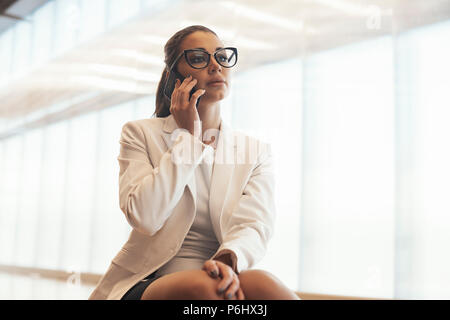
left=168, top=51, right=184, bottom=71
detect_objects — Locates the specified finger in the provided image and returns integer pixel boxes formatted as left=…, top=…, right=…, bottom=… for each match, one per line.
left=208, top=264, right=219, bottom=279
left=171, top=80, right=180, bottom=106
left=206, top=269, right=219, bottom=279
left=184, top=77, right=197, bottom=93
left=174, top=77, right=190, bottom=105
left=224, top=278, right=240, bottom=300
left=216, top=265, right=234, bottom=295
left=178, top=75, right=192, bottom=91
left=201, top=268, right=215, bottom=279
left=179, top=80, right=197, bottom=105
left=237, top=287, right=245, bottom=300
left=202, top=260, right=219, bottom=278
left=189, top=89, right=206, bottom=107
left=178, top=85, right=193, bottom=107
left=179, top=74, right=196, bottom=92
left=176, top=83, right=186, bottom=108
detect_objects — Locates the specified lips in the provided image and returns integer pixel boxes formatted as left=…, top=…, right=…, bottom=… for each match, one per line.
left=207, top=79, right=226, bottom=85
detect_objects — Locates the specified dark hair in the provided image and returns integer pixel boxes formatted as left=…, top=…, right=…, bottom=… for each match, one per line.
left=152, top=25, right=218, bottom=118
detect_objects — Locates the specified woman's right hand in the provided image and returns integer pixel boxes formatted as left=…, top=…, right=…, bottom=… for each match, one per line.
left=169, top=75, right=206, bottom=140
left=202, top=260, right=245, bottom=300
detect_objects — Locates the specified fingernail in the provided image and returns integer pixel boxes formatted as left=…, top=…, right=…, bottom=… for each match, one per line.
left=218, top=287, right=224, bottom=294
left=226, top=293, right=232, bottom=299
left=210, top=270, right=217, bottom=277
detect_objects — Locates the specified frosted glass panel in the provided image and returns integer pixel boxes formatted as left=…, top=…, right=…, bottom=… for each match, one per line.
left=61, top=112, right=98, bottom=272
left=90, top=102, right=135, bottom=273
left=395, top=20, right=450, bottom=299
left=35, top=122, right=68, bottom=270
left=134, top=96, right=154, bottom=119
left=0, top=135, right=23, bottom=265
left=301, top=36, right=395, bottom=298
left=0, top=141, right=3, bottom=190
left=14, top=129, right=43, bottom=267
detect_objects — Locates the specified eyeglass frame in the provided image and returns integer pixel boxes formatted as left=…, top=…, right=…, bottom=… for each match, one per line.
left=168, top=47, right=238, bottom=71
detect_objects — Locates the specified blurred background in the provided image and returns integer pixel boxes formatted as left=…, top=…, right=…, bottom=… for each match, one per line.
left=0, top=0, right=449, bottom=300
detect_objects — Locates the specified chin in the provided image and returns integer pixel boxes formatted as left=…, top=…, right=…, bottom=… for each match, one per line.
left=204, top=90, right=228, bottom=102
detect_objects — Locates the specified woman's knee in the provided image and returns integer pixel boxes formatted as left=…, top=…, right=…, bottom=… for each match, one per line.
left=188, top=273, right=223, bottom=300
left=238, top=269, right=299, bottom=300
left=239, top=269, right=280, bottom=285
left=238, top=269, right=282, bottom=294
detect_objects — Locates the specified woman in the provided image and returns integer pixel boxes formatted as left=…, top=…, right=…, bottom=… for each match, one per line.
left=89, top=25, right=299, bottom=300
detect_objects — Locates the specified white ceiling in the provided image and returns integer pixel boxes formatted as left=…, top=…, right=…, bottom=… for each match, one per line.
left=0, top=0, right=50, bottom=33
left=1, top=0, right=449, bottom=138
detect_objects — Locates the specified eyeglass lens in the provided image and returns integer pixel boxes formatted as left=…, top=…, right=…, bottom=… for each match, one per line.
left=186, top=48, right=236, bottom=69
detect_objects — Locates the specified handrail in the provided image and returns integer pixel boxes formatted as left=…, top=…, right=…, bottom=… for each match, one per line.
left=0, top=264, right=101, bottom=285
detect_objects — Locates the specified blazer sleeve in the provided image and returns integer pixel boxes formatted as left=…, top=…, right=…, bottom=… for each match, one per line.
left=211, top=143, right=276, bottom=274
left=118, top=120, right=213, bottom=236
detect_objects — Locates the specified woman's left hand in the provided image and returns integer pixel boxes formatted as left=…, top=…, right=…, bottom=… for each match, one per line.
left=202, top=260, right=245, bottom=300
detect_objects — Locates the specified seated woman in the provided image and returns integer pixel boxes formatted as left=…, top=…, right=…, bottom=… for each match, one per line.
left=89, top=25, right=300, bottom=300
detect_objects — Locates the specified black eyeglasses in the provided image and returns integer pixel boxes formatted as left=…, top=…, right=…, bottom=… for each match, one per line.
left=169, top=47, right=238, bottom=70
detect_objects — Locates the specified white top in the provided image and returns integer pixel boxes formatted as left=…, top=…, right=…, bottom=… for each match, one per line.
left=155, top=139, right=220, bottom=277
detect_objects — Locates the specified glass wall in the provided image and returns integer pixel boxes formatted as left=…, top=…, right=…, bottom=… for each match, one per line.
left=394, top=20, right=450, bottom=299
left=300, top=36, right=395, bottom=298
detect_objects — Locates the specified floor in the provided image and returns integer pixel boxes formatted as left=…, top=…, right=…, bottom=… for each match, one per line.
left=0, top=273, right=96, bottom=300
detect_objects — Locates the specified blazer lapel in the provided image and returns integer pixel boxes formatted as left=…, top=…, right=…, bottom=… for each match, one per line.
left=161, top=114, right=197, bottom=202
left=209, top=120, right=237, bottom=243
left=161, top=113, right=179, bottom=149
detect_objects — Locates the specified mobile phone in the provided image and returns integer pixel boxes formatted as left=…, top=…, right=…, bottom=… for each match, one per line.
left=163, top=69, right=201, bottom=107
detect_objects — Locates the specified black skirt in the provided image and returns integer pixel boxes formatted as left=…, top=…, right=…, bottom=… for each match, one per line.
left=121, top=270, right=160, bottom=300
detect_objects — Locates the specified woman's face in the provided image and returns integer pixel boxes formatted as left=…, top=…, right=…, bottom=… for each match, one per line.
left=175, top=31, right=232, bottom=102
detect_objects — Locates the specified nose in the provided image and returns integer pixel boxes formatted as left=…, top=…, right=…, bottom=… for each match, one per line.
left=208, top=55, right=222, bottom=73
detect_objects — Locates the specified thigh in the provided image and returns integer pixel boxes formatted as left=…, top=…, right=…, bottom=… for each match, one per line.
left=141, top=269, right=224, bottom=300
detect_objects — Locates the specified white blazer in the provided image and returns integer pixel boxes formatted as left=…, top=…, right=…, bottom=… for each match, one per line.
left=89, top=114, right=276, bottom=300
